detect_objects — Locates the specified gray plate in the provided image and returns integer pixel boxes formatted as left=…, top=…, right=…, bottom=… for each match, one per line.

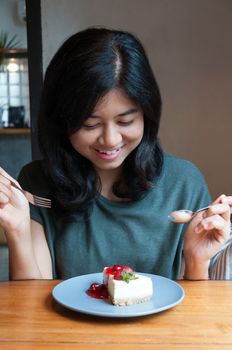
left=52, top=273, right=185, bottom=318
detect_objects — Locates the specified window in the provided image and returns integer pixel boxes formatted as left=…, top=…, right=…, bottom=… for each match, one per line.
left=0, top=50, right=30, bottom=128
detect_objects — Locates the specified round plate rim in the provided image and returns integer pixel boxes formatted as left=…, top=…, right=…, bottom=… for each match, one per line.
left=52, top=272, right=185, bottom=318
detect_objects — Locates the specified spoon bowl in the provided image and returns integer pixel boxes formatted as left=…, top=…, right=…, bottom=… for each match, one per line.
left=169, top=206, right=210, bottom=224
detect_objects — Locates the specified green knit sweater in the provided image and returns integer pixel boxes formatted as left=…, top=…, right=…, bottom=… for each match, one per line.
left=18, top=153, right=211, bottom=280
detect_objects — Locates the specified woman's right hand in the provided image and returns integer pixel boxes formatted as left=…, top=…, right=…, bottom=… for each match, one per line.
left=0, top=168, right=49, bottom=279
left=0, top=167, right=30, bottom=238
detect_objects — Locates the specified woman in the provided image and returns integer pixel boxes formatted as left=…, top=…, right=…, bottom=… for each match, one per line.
left=0, top=27, right=231, bottom=280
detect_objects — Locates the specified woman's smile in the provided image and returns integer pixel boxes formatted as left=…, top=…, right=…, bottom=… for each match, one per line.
left=94, top=146, right=124, bottom=160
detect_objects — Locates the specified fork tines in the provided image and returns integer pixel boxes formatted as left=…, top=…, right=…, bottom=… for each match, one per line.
left=33, top=196, right=52, bottom=208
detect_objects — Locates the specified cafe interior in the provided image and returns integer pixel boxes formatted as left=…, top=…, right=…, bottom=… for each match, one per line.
left=0, top=1, right=232, bottom=349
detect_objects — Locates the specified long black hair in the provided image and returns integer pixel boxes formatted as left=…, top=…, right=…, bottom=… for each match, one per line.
left=38, top=26, right=163, bottom=220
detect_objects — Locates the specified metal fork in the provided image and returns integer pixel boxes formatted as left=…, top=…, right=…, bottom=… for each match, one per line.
left=0, top=173, right=51, bottom=208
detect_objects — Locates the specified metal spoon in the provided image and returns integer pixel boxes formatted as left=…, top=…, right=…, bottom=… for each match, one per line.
left=169, top=206, right=210, bottom=224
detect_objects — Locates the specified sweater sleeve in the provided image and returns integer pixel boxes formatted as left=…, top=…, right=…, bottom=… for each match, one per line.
left=209, top=229, right=232, bottom=280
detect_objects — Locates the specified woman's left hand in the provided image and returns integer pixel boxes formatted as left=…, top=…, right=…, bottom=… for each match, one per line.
left=183, top=194, right=232, bottom=279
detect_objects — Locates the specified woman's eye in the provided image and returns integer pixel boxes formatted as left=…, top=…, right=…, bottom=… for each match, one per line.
left=82, top=123, right=99, bottom=129
left=118, top=120, right=133, bottom=126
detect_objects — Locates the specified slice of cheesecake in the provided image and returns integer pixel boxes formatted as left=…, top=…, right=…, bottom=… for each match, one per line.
left=103, top=265, right=153, bottom=306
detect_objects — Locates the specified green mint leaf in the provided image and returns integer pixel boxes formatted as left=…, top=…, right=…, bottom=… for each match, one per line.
left=120, top=271, right=138, bottom=283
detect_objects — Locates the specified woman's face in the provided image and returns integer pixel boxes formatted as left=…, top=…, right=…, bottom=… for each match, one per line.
left=69, top=89, right=144, bottom=175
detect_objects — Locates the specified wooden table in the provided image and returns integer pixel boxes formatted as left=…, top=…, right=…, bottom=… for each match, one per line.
left=0, top=280, right=232, bottom=349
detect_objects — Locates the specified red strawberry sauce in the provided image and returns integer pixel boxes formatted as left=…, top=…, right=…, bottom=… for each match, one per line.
left=86, top=283, right=109, bottom=299
left=105, top=264, right=133, bottom=280
left=86, top=265, right=133, bottom=299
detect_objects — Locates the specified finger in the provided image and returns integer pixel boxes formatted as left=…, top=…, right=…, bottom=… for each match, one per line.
left=204, top=203, right=231, bottom=222
left=0, top=167, right=14, bottom=181
left=195, top=214, right=230, bottom=237
left=221, top=195, right=232, bottom=214
left=211, top=194, right=227, bottom=205
left=212, top=194, right=232, bottom=211
left=0, top=172, right=24, bottom=206
left=202, top=216, right=226, bottom=231
left=0, top=168, right=21, bottom=189
left=0, top=176, right=11, bottom=190
left=195, top=216, right=223, bottom=233
left=0, top=181, right=12, bottom=201
left=0, top=191, right=10, bottom=204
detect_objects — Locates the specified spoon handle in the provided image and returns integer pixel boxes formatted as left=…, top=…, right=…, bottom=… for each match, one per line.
left=195, top=206, right=210, bottom=214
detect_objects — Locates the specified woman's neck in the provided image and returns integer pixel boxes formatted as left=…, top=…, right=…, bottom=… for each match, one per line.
left=95, top=167, right=125, bottom=201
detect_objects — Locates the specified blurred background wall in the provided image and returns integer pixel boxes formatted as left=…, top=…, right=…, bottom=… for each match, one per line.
left=40, top=0, right=232, bottom=199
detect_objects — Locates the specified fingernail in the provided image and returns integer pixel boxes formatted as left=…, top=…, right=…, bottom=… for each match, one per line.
left=204, top=223, right=210, bottom=229
left=221, top=194, right=227, bottom=203
left=202, top=211, right=207, bottom=218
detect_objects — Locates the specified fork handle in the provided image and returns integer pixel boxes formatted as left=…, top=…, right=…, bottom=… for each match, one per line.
left=9, top=180, right=24, bottom=194
left=0, top=173, right=22, bottom=192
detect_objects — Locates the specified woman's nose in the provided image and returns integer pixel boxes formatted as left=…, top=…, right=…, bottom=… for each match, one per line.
left=98, top=125, right=122, bottom=147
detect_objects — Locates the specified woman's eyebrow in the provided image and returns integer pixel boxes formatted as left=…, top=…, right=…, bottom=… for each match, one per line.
left=88, top=115, right=100, bottom=119
left=117, top=108, right=138, bottom=117
left=90, top=108, right=138, bottom=118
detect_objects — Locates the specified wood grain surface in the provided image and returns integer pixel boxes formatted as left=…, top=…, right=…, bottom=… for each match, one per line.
left=0, top=279, right=232, bottom=349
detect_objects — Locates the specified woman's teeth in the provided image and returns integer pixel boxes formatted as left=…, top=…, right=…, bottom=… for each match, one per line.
left=97, top=148, right=121, bottom=155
